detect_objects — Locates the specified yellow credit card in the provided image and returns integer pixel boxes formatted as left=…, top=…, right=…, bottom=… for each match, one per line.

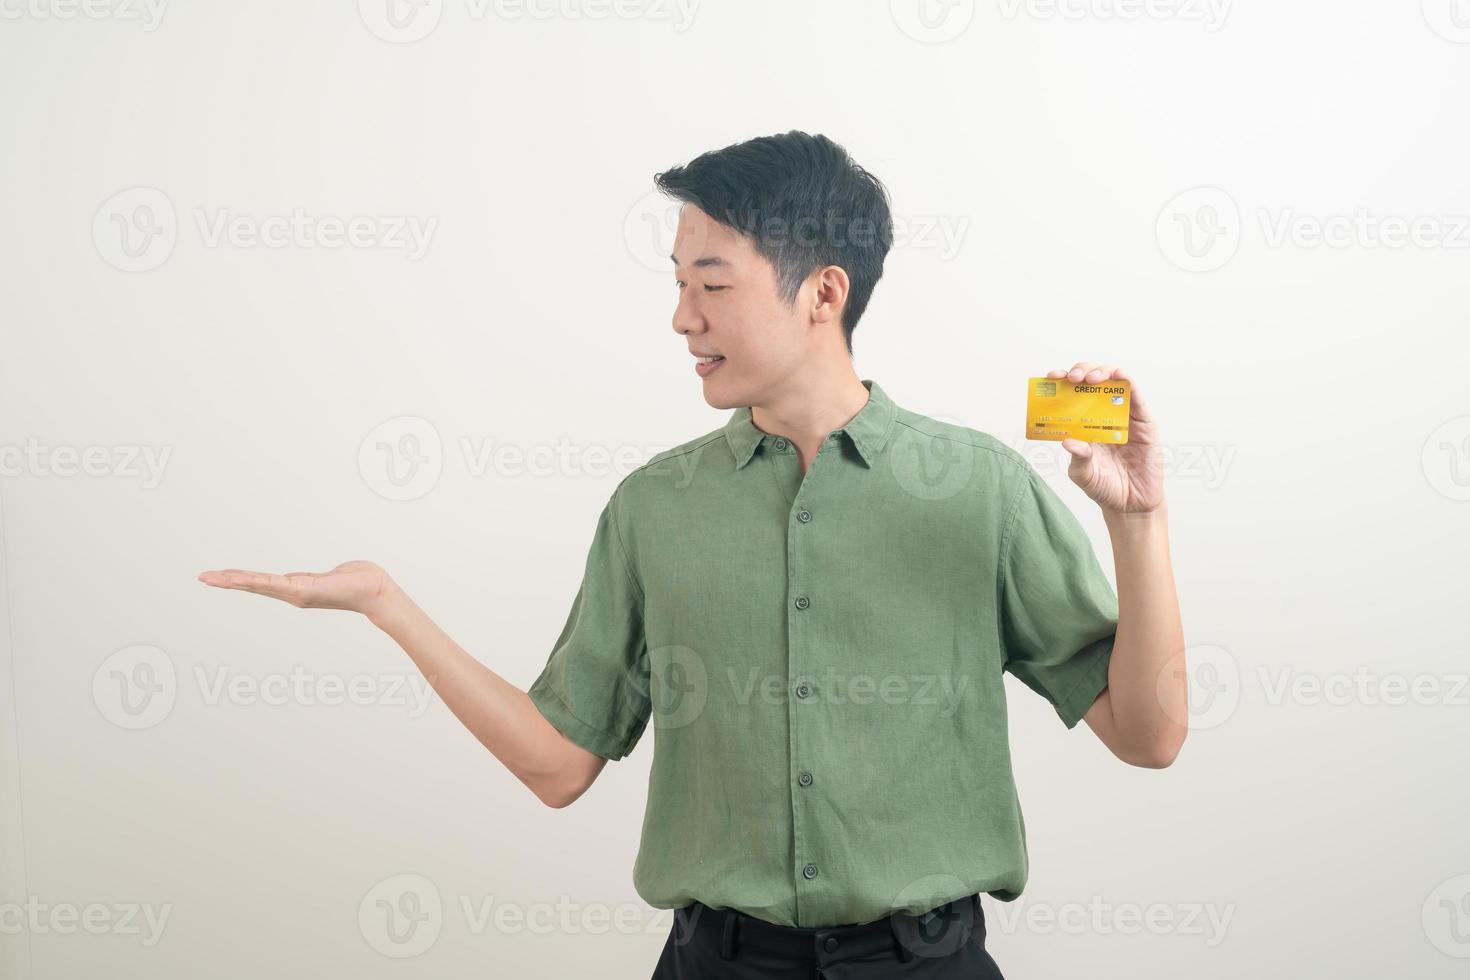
left=1025, top=377, right=1130, bottom=444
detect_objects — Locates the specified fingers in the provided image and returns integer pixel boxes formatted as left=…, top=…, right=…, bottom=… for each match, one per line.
left=197, top=569, right=309, bottom=605
left=1060, top=437, right=1093, bottom=459
left=1109, top=366, right=1151, bottom=421
left=1047, top=362, right=1150, bottom=414
left=1047, top=362, right=1112, bottom=382
left=1071, top=362, right=1112, bottom=382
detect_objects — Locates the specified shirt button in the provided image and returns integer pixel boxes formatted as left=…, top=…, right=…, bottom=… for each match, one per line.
left=798, top=771, right=813, bottom=787
left=793, top=596, right=809, bottom=610
left=823, top=936, right=839, bottom=953
left=795, top=683, right=811, bottom=699
left=802, top=864, right=818, bottom=879
left=797, top=509, right=812, bottom=523
left=774, top=438, right=787, bottom=451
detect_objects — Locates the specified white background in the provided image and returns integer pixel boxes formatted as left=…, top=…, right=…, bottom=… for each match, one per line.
left=2, top=1, right=1468, bottom=977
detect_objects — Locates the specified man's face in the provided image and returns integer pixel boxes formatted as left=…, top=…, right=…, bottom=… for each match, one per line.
left=670, top=204, right=813, bottom=409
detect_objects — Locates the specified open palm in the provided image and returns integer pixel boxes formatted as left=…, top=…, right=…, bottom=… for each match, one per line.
left=197, top=559, right=391, bottom=615
left=1048, top=362, right=1165, bottom=514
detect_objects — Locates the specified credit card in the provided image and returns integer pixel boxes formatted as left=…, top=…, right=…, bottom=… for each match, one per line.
left=1025, top=377, right=1130, bottom=444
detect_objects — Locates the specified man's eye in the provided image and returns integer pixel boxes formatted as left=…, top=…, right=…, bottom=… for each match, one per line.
left=704, top=285, right=727, bottom=292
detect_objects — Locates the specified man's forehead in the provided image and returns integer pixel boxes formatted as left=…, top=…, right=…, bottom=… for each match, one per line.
left=669, top=252, right=734, bottom=270
left=670, top=206, right=751, bottom=269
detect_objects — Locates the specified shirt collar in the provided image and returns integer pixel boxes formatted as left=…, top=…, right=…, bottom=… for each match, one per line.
left=724, top=378, right=898, bottom=470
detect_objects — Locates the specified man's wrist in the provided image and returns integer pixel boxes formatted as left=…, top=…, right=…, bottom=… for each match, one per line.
left=365, top=576, right=412, bottom=631
left=1103, top=500, right=1169, bottom=537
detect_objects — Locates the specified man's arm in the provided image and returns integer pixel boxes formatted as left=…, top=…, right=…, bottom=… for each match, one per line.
left=1045, top=361, right=1188, bottom=768
left=197, top=560, right=608, bottom=808
left=1081, top=505, right=1187, bottom=768
left=368, top=577, right=611, bottom=807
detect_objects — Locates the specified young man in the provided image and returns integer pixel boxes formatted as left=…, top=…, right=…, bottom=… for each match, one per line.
left=199, top=131, right=1186, bottom=978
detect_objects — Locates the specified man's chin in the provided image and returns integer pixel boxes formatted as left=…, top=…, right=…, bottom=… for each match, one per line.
left=698, top=378, right=743, bottom=411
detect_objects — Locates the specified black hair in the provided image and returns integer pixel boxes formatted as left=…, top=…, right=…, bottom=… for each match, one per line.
left=653, top=130, right=894, bottom=354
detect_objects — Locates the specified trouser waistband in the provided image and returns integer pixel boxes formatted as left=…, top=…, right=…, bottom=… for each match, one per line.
left=669, top=893, right=984, bottom=966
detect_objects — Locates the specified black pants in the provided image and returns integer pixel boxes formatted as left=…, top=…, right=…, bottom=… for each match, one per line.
left=651, top=893, right=1006, bottom=978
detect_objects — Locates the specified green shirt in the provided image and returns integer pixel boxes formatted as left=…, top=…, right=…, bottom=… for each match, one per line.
left=528, top=378, right=1119, bottom=928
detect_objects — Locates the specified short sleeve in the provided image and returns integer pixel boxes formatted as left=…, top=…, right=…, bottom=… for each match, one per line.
left=527, top=486, right=651, bottom=761
left=998, top=466, right=1119, bottom=729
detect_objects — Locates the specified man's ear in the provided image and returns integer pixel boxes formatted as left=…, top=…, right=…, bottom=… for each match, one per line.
left=809, top=264, right=850, bottom=327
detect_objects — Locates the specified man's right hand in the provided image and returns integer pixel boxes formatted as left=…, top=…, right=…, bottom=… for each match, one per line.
left=196, top=557, right=603, bottom=806
left=197, top=560, right=396, bottom=619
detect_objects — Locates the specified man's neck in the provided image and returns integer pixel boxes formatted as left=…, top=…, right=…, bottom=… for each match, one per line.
left=750, top=367, right=871, bottom=473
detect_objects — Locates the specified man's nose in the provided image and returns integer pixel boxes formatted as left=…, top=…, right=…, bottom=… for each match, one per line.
left=672, top=290, right=704, bottom=336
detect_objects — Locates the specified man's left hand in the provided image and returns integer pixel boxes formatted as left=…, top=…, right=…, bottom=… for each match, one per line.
left=1047, top=361, right=1165, bottom=515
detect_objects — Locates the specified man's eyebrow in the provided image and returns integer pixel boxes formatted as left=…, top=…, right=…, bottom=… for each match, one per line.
left=670, top=253, right=731, bottom=269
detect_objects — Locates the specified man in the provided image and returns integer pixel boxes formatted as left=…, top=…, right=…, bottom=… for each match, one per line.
left=199, top=131, right=1187, bottom=978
